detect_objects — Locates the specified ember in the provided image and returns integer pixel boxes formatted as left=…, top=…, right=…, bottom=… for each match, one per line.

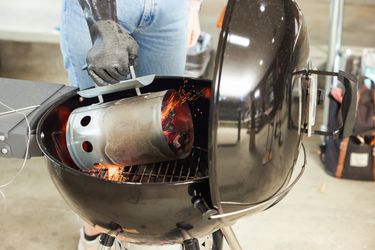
left=176, top=86, right=211, bottom=104
left=201, top=87, right=211, bottom=99
left=84, top=163, right=128, bottom=182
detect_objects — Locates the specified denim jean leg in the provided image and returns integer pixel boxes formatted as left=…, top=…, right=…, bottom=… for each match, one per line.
left=60, top=0, right=188, bottom=86
left=132, top=0, right=189, bottom=77
left=116, top=0, right=144, bottom=34
left=60, top=0, right=94, bottom=90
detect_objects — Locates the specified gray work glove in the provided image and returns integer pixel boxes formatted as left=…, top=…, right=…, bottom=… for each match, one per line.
left=87, top=20, right=139, bottom=86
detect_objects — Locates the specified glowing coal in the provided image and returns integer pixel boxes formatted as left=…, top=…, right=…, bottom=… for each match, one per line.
left=161, top=90, right=194, bottom=155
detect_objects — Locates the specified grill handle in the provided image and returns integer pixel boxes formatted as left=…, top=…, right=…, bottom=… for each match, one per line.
left=180, top=228, right=200, bottom=250
left=337, top=70, right=358, bottom=138
left=292, top=69, right=358, bottom=139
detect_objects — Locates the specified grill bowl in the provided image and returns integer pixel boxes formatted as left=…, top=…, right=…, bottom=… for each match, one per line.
left=37, top=77, right=219, bottom=244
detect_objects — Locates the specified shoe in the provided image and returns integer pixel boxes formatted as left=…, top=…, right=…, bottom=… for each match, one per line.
left=122, top=242, right=182, bottom=250
left=122, top=235, right=212, bottom=250
left=78, top=228, right=100, bottom=250
left=77, top=228, right=124, bottom=250
left=78, top=227, right=213, bottom=250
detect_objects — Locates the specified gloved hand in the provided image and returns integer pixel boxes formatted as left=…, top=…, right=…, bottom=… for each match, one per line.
left=87, top=20, right=139, bottom=86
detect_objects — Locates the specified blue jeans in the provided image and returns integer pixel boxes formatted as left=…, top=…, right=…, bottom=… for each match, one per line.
left=60, top=0, right=189, bottom=90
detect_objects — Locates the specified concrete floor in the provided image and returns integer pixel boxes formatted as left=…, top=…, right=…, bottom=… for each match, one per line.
left=229, top=135, right=375, bottom=250
left=0, top=0, right=375, bottom=249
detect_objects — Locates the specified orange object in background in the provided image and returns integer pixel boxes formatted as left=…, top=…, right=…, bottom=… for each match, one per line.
left=217, top=6, right=227, bottom=29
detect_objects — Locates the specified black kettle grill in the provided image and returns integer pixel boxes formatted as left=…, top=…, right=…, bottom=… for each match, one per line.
left=0, top=0, right=358, bottom=249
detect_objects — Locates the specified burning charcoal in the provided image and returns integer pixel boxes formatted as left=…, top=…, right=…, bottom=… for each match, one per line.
left=82, top=163, right=128, bottom=183
left=161, top=90, right=194, bottom=155
left=163, top=120, right=176, bottom=132
left=172, top=137, right=182, bottom=150
left=179, top=132, right=188, bottom=146
left=168, top=109, right=176, bottom=118
left=170, top=132, right=191, bottom=153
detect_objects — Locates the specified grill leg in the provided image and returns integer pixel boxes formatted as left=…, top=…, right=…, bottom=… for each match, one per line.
left=180, top=228, right=200, bottom=250
left=183, top=238, right=200, bottom=250
left=212, top=230, right=224, bottom=250
left=221, top=226, right=242, bottom=250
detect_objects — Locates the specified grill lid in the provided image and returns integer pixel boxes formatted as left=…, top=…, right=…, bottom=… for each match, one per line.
left=208, top=0, right=310, bottom=219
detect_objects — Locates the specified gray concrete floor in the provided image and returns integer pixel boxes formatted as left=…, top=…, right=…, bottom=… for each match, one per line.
left=227, top=135, right=375, bottom=250
left=0, top=0, right=375, bottom=250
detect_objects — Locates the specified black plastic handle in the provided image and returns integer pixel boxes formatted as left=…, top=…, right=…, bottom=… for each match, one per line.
left=337, top=70, right=358, bottom=138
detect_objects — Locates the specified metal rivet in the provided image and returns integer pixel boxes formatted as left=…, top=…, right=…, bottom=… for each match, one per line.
left=1, top=148, right=8, bottom=155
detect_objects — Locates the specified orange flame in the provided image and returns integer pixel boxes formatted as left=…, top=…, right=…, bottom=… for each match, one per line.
left=161, top=87, right=211, bottom=120
left=161, top=91, right=181, bottom=121
left=92, top=163, right=128, bottom=182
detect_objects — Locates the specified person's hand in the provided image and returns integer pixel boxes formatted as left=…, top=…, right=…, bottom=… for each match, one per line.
left=187, top=9, right=201, bottom=48
left=87, top=20, right=139, bottom=86
left=330, top=87, right=344, bottom=104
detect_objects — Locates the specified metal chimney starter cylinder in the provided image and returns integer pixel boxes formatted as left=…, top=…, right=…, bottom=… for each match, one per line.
left=66, top=90, right=194, bottom=169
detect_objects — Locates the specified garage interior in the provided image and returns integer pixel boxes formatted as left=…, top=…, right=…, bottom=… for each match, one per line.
left=0, top=0, right=374, bottom=249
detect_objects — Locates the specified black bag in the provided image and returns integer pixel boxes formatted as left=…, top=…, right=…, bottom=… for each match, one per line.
left=324, top=79, right=375, bottom=181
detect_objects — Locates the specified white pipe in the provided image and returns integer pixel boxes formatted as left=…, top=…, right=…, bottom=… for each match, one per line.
left=321, top=0, right=345, bottom=142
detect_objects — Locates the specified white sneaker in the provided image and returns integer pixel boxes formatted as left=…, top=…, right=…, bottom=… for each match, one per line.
left=122, top=235, right=212, bottom=250
left=77, top=228, right=124, bottom=250
left=78, top=227, right=213, bottom=250
left=122, top=242, right=182, bottom=250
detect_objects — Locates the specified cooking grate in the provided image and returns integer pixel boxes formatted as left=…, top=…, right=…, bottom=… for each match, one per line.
left=125, top=147, right=207, bottom=183
left=83, top=147, right=208, bottom=184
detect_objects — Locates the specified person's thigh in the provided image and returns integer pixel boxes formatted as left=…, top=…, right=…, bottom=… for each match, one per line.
left=131, top=0, right=189, bottom=77
left=60, top=0, right=93, bottom=90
